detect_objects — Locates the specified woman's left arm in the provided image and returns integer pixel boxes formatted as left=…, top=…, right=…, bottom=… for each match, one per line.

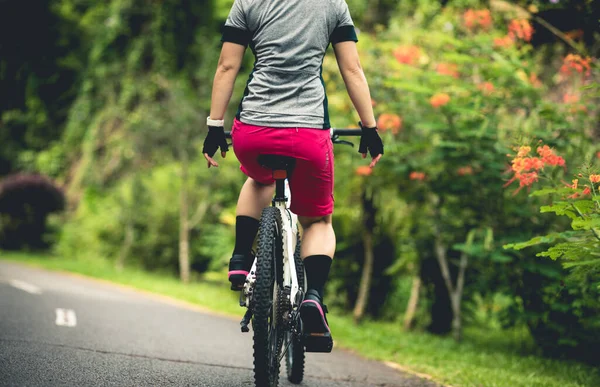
left=209, top=42, right=246, bottom=120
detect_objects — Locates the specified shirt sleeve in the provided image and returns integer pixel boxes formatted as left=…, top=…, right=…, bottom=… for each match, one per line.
left=221, top=0, right=252, bottom=46
left=330, top=1, right=358, bottom=44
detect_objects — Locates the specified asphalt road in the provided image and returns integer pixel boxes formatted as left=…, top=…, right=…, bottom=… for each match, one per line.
left=0, top=261, right=438, bottom=387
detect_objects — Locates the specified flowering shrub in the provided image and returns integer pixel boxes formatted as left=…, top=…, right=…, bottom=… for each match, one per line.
left=504, top=144, right=599, bottom=267
left=322, top=0, right=598, bottom=355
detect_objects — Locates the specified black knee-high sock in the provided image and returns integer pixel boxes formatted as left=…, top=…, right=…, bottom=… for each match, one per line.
left=233, top=216, right=260, bottom=256
left=303, top=255, right=332, bottom=299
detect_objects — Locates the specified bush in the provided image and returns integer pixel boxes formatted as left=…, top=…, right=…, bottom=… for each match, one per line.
left=0, top=173, right=65, bottom=249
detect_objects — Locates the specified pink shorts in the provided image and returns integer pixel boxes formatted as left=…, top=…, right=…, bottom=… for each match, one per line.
left=231, top=118, right=334, bottom=217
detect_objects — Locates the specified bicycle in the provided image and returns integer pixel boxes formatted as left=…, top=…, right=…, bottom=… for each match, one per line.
left=225, top=128, right=361, bottom=387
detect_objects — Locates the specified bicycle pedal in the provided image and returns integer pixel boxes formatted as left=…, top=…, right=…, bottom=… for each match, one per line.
left=303, top=332, right=333, bottom=353
left=240, top=309, right=252, bottom=333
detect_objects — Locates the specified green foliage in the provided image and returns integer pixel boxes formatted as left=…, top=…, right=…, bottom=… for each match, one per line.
left=322, top=0, right=599, bottom=362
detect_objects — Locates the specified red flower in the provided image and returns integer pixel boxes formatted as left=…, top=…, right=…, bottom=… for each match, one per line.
left=590, top=175, right=600, bottom=184
left=582, top=186, right=592, bottom=195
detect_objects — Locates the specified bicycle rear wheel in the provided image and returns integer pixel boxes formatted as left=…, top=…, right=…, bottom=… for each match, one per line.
left=286, top=234, right=305, bottom=384
left=253, top=207, right=284, bottom=387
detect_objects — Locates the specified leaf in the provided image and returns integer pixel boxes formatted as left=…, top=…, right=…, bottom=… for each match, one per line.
left=537, top=241, right=594, bottom=260
left=490, top=252, right=513, bottom=263
left=503, top=232, right=576, bottom=250
left=571, top=216, right=600, bottom=231
left=562, top=258, right=600, bottom=268
left=573, top=200, right=597, bottom=215
left=530, top=187, right=573, bottom=197
left=540, top=202, right=577, bottom=220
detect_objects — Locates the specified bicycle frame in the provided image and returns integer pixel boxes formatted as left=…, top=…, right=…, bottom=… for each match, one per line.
left=241, top=178, right=302, bottom=310
left=277, top=180, right=301, bottom=308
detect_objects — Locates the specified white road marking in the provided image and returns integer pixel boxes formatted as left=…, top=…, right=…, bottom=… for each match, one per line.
left=55, top=308, right=77, bottom=327
left=9, top=279, right=42, bottom=294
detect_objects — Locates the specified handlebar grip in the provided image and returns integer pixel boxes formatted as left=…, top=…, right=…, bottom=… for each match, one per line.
left=332, top=129, right=362, bottom=136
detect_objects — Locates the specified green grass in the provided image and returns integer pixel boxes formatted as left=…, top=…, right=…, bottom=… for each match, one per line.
left=3, top=252, right=599, bottom=387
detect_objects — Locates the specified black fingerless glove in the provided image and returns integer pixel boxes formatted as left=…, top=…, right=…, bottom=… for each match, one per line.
left=358, top=122, right=384, bottom=157
left=202, top=126, right=229, bottom=157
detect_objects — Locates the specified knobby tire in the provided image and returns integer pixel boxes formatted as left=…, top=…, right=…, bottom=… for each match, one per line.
left=286, top=233, right=305, bottom=384
left=253, top=207, right=284, bottom=387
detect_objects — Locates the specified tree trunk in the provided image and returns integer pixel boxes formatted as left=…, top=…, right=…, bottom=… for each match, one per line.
left=179, top=145, right=190, bottom=284
left=353, top=231, right=374, bottom=323
left=353, top=190, right=376, bottom=324
left=403, top=275, right=421, bottom=331
left=116, top=221, right=134, bottom=271
left=432, top=212, right=472, bottom=342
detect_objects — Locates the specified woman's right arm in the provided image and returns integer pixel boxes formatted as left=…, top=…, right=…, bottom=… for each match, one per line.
left=333, top=41, right=377, bottom=128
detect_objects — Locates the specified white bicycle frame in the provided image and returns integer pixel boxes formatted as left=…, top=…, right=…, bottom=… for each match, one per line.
left=242, top=180, right=303, bottom=310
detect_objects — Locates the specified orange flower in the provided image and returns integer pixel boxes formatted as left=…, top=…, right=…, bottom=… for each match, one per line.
left=597, top=151, right=600, bottom=159
left=570, top=179, right=579, bottom=189
left=518, top=172, right=539, bottom=187
left=508, top=19, right=534, bottom=42
left=517, top=146, right=531, bottom=157
left=394, top=45, right=421, bottom=65
left=536, top=145, right=554, bottom=158
left=477, top=10, right=493, bottom=30
left=409, top=171, right=426, bottom=181
left=560, top=54, right=592, bottom=77
left=457, top=166, right=474, bottom=176
left=590, top=175, right=600, bottom=183
left=478, top=82, right=494, bottom=95
left=463, top=9, right=477, bottom=30
left=377, top=113, right=402, bottom=134
left=356, top=166, right=372, bottom=176
left=436, top=63, right=459, bottom=78
left=494, top=35, right=514, bottom=48
left=563, top=93, right=580, bottom=104
left=529, top=73, right=542, bottom=88
left=511, top=157, right=544, bottom=173
left=505, top=143, right=567, bottom=194
left=430, top=93, right=450, bottom=108
left=463, top=9, right=492, bottom=31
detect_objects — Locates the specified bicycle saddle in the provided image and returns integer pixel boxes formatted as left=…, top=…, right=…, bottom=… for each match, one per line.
left=257, top=154, right=296, bottom=171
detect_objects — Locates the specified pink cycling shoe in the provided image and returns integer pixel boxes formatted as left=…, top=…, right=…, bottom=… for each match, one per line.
left=299, top=289, right=333, bottom=353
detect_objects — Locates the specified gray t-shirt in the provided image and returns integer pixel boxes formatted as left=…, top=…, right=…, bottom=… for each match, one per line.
left=222, top=0, right=358, bottom=129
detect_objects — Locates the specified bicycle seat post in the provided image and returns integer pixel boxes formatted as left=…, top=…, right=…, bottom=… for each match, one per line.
left=256, top=154, right=296, bottom=206
left=273, top=170, right=288, bottom=205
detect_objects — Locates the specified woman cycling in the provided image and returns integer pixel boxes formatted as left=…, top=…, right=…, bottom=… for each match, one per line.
left=202, top=0, right=383, bottom=352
